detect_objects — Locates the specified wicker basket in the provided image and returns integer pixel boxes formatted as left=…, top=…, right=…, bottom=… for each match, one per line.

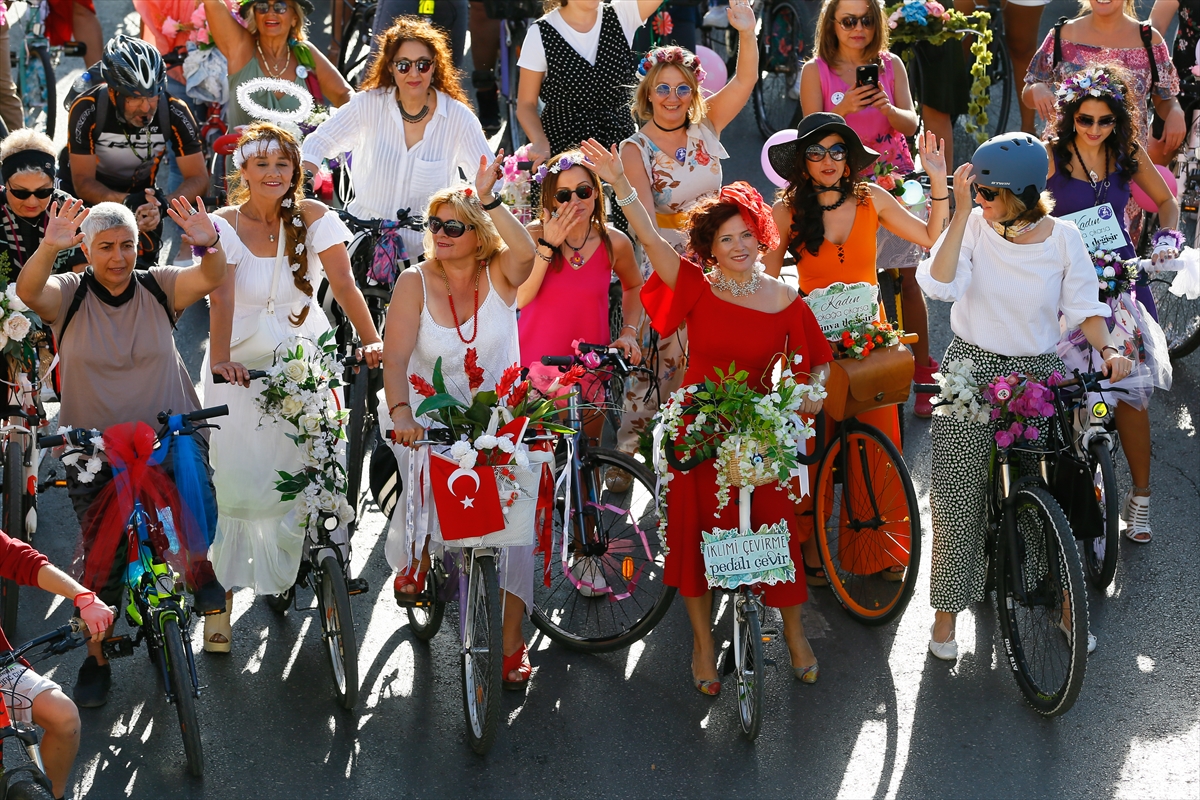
left=717, top=437, right=778, bottom=488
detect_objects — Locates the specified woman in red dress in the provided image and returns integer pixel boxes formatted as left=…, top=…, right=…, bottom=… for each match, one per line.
left=580, top=139, right=833, bottom=694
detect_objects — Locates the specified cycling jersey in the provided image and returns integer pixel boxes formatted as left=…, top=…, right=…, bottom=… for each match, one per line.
left=67, top=86, right=202, bottom=193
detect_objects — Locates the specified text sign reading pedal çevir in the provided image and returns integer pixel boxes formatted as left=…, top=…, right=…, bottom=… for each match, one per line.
left=701, top=523, right=796, bottom=590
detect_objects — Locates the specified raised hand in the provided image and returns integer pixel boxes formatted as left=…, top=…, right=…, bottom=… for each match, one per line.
left=726, top=0, right=756, bottom=31
left=42, top=199, right=88, bottom=252
left=952, top=162, right=975, bottom=214
left=167, top=196, right=219, bottom=248
left=475, top=152, right=504, bottom=199
left=542, top=201, right=589, bottom=246
left=579, top=138, right=624, bottom=186
left=918, top=131, right=947, bottom=181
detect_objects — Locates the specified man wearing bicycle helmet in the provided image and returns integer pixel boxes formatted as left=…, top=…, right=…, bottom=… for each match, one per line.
left=64, top=34, right=209, bottom=266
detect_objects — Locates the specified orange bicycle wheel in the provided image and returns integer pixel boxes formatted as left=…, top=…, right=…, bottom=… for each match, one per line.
left=814, top=422, right=921, bottom=625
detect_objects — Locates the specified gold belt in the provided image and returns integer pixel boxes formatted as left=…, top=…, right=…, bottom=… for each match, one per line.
left=656, top=211, right=688, bottom=230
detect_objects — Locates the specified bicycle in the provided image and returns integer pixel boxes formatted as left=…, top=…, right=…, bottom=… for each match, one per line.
left=1159, top=98, right=1200, bottom=358
left=337, top=0, right=378, bottom=88
left=529, top=344, right=675, bottom=652
left=916, top=373, right=1089, bottom=716
left=751, top=0, right=819, bottom=139
left=6, top=0, right=84, bottom=138
left=39, top=405, right=234, bottom=776
left=482, top=0, right=538, bottom=152
left=0, top=618, right=92, bottom=800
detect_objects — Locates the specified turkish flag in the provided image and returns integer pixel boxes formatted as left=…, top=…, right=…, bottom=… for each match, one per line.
left=428, top=452, right=506, bottom=540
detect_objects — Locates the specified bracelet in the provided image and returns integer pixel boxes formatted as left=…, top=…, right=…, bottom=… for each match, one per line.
left=480, top=194, right=502, bottom=211
left=621, top=324, right=638, bottom=334
left=190, top=219, right=222, bottom=258
left=389, top=400, right=410, bottom=416
left=614, top=188, right=639, bottom=207
left=930, top=194, right=949, bottom=201
left=535, top=248, right=553, bottom=262
left=1101, top=345, right=1119, bottom=356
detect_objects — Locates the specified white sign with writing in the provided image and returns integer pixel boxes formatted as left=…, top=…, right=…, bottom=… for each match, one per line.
left=803, top=281, right=880, bottom=336
left=701, top=522, right=796, bottom=590
left=1061, top=203, right=1126, bottom=253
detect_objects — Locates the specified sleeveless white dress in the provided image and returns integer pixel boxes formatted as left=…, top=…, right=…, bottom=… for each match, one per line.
left=381, top=263, right=534, bottom=611
left=202, top=209, right=353, bottom=595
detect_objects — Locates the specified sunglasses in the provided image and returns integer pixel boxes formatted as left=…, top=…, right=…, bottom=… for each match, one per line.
left=1074, top=114, right=1116, bottom=129
left=654, top=83, right=693, bottom=100
left=7, top=186, right=54, bottom=200
left=554, top=184, right=595, bottom=204
left=805, top=142, right=848, bottom=162
left=837, top=14, right=876, bottom=30
left=973, top=185, right=1000, bottom=201
left=427, top=216, right=474, bottom=237
left=253, top=1, right=290, bottom=14
left=393, top=58, right=433, bottom=74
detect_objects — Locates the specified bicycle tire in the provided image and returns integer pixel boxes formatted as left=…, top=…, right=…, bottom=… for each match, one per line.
left=461, top=552, right=502, bottom=754
left=24, top=45, right=56, bottom=138
left=814, top=422, right=921, bottom=625
left=4, top=775, right=54, bottom=800
left=264, top=585, right=294, bottom=614
left=338, top=1, right=377, bottom=87
left=317, top=555, right=359, bottom=708
left=406, top=558, right=445, bottom=641
left=1147, top=272, right=1200, bottom=359
left=1, top=440, right=27, bottom=635
left=752, top=0, right=806, bottom=139
left=531, top=448, right=676, bottom=653
left=734, top=596, right=764, bottom=741
left=1081, top=438, right=1119, bottom=591
left=996, top=483, right=1087, bottom=717
left=162, top=616, right=204, bottom=776
left=344, top=366, right=369, bottom=528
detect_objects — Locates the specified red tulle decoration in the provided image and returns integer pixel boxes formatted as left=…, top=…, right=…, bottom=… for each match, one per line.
left=719, top=181, right=780, bottom=252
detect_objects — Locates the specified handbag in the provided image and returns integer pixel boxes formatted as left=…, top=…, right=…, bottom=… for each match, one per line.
left=823, top=344, right=915, bottom=422
left=229, top=224, right=284, bottom=369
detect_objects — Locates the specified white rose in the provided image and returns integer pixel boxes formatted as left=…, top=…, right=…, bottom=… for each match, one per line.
left=300, top=414, right=323, bottom=435
left=4, top=285, right=27, bottom=313
left=336, top=497, right=355, bottom=524
left=280, top=396, right=304, bottom=418
left=2, top=313, right=30, bottom=342
left=283, top=359, right=308, bottom=382
left=318, top=490, right=337, bottom=511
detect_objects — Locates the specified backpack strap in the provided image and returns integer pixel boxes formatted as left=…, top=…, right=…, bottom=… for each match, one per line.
left=95, top=86, right=109, bottom=133
left=1140, top=22, right=1159, bottom=92
left=57, top=278, right=91, bottom=344
left=58, top=269, right=176, bottom=342
left=1052, top=16, right=1069, bottom=68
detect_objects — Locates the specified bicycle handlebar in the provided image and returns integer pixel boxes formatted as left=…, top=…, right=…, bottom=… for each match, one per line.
left=40, top=405, right=230, bottom=450
left=0, top=618, right=90, bottom=671
left=338, top=208, right=426, bottom=233
left=540, top=341, right=641, bottom=376
left=212, top=370, right=269, bottom=384
left=663, top=408, right=825, bottom=471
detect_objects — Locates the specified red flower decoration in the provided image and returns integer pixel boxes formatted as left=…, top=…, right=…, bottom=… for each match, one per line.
left=557, top=364, right=586, bottom=389
left=508, top=381, right=529, bottom=407
left=496, top=363, right=522, bottom=400
left=410, top=373, right=436, bottom=397
left=651, top=10, right=673, bottom=35
left=464, top=348, right=485, bottom=391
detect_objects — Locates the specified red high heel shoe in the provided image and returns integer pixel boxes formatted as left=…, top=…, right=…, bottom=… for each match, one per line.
left=393, top=565, right=427, bottom=606
left=502, top=643, right=532, bottom=690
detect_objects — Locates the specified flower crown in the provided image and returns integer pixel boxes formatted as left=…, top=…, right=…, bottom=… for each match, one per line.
left=1055, top=67, right=1125, bottom=108
left=637, top=45, right=707, bottom=85
left=533, top=152, right=588, bottom=184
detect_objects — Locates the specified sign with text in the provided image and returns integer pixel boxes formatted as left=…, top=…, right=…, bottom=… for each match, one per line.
left=804, top=281, right=879, bottom=336
left=701, top=522, right=796, bottom=590
left=1061, top=203, right=1126, bottom=253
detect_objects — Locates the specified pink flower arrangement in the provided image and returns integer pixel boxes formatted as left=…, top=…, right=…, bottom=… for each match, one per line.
left=162, top=16, right=180, bottom=37
left=983, top=372, right=1059, bottom=447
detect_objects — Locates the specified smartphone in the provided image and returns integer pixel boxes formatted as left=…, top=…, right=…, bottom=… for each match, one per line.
left=856, top=64, right=880, bottom=90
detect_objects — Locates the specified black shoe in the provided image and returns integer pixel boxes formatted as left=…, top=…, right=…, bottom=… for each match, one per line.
left=192, top=578, right=227, bottom=615
left=74, top=656, right=111, bottom=708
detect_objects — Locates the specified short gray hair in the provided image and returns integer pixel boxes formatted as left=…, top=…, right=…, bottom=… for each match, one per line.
left=80, top=202, right=137, bottom=248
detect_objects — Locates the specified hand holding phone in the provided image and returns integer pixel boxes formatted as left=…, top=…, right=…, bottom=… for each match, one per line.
left=855, top=64, right=880, bottom=90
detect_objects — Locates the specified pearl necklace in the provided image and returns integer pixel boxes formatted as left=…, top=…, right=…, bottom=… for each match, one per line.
left=256, top=40, right=292, bottom=80
left=710, top=265, right=762, bottom=296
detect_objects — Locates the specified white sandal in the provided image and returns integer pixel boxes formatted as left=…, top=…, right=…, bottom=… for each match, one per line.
left=203, top=609, right=232, bottom=653
left=1121, top=490, right=1152, bottom=544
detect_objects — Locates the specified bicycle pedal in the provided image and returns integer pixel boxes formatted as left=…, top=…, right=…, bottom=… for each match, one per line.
left=760, top=626, right=780, bottom=637
left=346, top=577, right=369, bottom=596
left=763, top=658, right=777, bottom=668
left=101, top=636, right=136, bottom=660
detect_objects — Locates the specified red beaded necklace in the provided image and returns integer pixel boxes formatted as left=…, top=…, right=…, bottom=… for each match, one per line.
left=438, top=260, right=486, bottom=344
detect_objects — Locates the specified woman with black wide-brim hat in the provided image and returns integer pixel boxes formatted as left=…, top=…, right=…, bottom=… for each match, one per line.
left=762, top=111, right=948, bottom=587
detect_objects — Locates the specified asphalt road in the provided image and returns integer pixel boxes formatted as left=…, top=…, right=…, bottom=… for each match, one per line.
left=16, top=1, right=1199, bottom=798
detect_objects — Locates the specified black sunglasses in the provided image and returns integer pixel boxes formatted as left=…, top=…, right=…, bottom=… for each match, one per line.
left=973, top=185, right=1000, bottom=201
left=427, top=216, right=474, bottom=237
left=837, top=14, right=875, bottom=29
left=1074, top=114, right=1116, bottom=129
left=253, top=1, right=290, bottom=14
left=805, top=142, right=848, bottom=162
left=7, top=186, right=54, bottom=200
left=393, top=58, right=433, bottom=74
left=554, top=184, right=595, bottom=204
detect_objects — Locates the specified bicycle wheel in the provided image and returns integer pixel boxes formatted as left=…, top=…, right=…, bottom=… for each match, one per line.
left=1080, top=438, right=1119, bottom=591
left=338, top=1, right=377, bottom=86
left=996, top=483, right=1088, bottom=717
left=1, top=440, right=27, bottom=634
left=344, top=365, right=369, bottom=528
left=753, top=0, right=808, bottom=139
left=22, top=45, right=55, bottom=137
left=4, top=773, right=54, bottom=800
left=461, top=552, right=501, bottom=755
left=1147, top=272, right=1200, bottom=359
left=162, top=616, right=204, bottom=776
left=734, top=594, right=765, bottom=740
left=531, top=448, right=676, bottom=653
left=498, top=21, right=527, bottom=154
left=406, top=558, right=445, bottom=641
left=976, top=23, right=1012, bottom=140
left=264, top=584, right=294, bottom=613
left=814, top=422, right=920, bottom=625
left=317, top=555, right=360, bottom=709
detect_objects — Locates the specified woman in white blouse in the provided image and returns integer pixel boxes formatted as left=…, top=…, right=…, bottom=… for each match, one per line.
left=301, top=17, right=491, bottom=259
left=916, top=133, right=1131, bottom=662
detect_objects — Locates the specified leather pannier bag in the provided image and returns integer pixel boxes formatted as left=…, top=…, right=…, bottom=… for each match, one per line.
left=823, top=344, right=915, bottom=422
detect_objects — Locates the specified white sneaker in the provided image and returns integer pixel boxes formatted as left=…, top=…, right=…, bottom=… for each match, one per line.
left=702, top=5, right=729, bottom=28
left=1121, top=489, right=1152, bottom=543
left=928, top=624, right=958, bottom=661
left=571, top=557, right=607, bottom=597
left=1058, top=620, right=1097, bottom=654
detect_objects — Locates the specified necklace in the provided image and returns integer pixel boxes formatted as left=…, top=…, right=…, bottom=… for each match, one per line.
left=817, top=184, right=850, bottom=212
left=988, top=217, right=1040, bottom=241
left=709, top=265, right=762, bottom=297
left=2, top=205, right=41, bottom=267
left=1071, top=141, right=1110, bottom=204
left=438, top=261, right=485, bottom=344
left=256, top=40, right=292, bottom=80
left=564, top=228, right=590, bottom=268
left=653, top=118, right=688, bottom=133
left=398, top=92, right=431, bottom=123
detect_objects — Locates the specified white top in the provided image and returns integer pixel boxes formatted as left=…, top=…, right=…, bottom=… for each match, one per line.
left=916, top=210, right=1110, bottom=357
left=299, top=89, right=492, bottom=257
left=517, top=1, right=647, bottom=71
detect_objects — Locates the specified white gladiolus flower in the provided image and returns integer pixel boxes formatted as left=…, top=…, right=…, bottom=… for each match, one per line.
left=2, top=313, right=30, bottom=342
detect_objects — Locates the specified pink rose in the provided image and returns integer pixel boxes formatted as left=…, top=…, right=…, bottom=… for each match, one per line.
left=925, top=2, right=945, bottom=16
left=876, top=172, right=896, bottom=191
left=190, top=5, right=206, bottom=26
left=192, top=27, right=210, bottom=45
left=162, top=16, right=180, bottom=37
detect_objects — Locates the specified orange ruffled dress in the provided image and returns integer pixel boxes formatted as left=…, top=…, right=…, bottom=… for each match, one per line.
left=790, top=195, right=908, bottom=575
left=643, top=257, right=833, bottom=606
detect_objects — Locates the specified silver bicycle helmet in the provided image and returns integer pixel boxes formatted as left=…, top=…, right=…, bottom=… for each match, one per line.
left=971, top=132, right=1048, bottom=207
left=100, top=35, right=166, bottom=98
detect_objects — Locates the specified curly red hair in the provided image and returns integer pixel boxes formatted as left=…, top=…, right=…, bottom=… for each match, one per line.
left=358, top=17, right=469, bottom=106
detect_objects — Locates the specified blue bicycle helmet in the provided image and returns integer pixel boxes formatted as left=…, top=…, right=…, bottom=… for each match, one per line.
left=970, top=132, right=1048, bottom=208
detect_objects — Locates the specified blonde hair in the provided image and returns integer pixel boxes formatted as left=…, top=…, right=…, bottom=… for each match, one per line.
left=422, top=188, right=503, bottom=263
left=244, top=0, right=309, bottom=40
left=992, top=187, right=1055, bottom=225
left=815, top=0, right=888, bottom=66
left=0, top=128, right=55, bottom=161
left=631, top=60, right=708, bottom=124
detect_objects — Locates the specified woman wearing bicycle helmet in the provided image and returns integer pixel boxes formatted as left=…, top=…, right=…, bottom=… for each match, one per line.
left=203, top=0, right=352, bottom=131
left=1045, top=65, right=1178, bottom=544
left=0, top=129, right=87, bottom=276
left=202, top=123, right=382, bottom=653
left=917, top=132, right=1133, bottom=661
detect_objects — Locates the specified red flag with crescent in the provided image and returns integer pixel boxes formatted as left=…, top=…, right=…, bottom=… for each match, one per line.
left=428, top=452, right=506, bottom=539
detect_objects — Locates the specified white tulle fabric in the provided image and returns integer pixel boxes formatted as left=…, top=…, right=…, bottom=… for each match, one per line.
left=202, top=209, right=352, bottom=595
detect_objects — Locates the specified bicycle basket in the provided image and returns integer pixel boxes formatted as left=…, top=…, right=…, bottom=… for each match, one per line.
left=716, top=437, right=778, bottom=488
left=482, top=0, right=543, bottom=19
left=823, top=344, right=914, bottom=422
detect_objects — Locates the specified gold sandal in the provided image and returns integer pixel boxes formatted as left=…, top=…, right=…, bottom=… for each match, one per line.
left=203, top=609, right=232, bottom=654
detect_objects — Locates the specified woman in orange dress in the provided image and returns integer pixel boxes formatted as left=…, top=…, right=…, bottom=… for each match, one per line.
left=763, top=112, right=948, bottom=581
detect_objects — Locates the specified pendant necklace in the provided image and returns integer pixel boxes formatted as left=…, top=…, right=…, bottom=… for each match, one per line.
left=564, top=228, right=590, bottom=269
left=652, top=118, right=689, bottom=163
left=256, top=40, right=292, bottom=80
left=1071, top=141, right=1109, bottom=204
left=439, top=261, right=485, bottom=344
left=399, top=91, right=431, bottom=123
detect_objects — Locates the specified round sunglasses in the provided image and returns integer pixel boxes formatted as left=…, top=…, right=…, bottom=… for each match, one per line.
left=805, top=142, right=848, bottom=162
left=837, top=14, right=875, bottom=30
left=427, top=216, right=475, bottom=237
left=654, top=83, right=693, bottom=100
left=7, top=186, right=54, bottom=200
left=253, top=1, right=291, bottom=14
left=554, top=184, right=595, bottom=204
left=393, top=58, right=433, bottom=74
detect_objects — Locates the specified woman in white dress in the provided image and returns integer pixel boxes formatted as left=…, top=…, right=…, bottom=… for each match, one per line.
left=203, top=123, right=383, bottom=652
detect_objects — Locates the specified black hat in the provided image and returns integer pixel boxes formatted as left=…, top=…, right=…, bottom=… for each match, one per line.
left=239, top=0, right=316, bottom=18
left=766, top=112, right=880, bottom=183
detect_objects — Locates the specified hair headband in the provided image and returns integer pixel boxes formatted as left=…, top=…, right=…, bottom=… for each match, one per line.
left=233, top=138, right=285, bottom=169
left=718, top=182, right=779, bottom=252
left=638, top=46, right=707, bottom=85
left=1055, top=67, right=1125, bottom=108
left=1, top=150, right=57, bottom=184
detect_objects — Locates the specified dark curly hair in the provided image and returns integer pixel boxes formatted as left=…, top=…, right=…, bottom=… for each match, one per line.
left=778, top=153, right=871, bottom=259
left=684, top=197, right=743, bottom=265
left=1050, top=63, right=1140, bottom=183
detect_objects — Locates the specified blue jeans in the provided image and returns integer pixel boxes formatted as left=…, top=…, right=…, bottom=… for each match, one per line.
left=372, top=0, right=470, bottom=67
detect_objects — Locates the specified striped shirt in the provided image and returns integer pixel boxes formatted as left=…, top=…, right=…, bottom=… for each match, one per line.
left=300, top=89, right=492, bottom=258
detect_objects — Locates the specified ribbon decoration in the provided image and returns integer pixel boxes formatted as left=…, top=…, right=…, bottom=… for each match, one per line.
left=368, top=221, right=409, bottom=285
